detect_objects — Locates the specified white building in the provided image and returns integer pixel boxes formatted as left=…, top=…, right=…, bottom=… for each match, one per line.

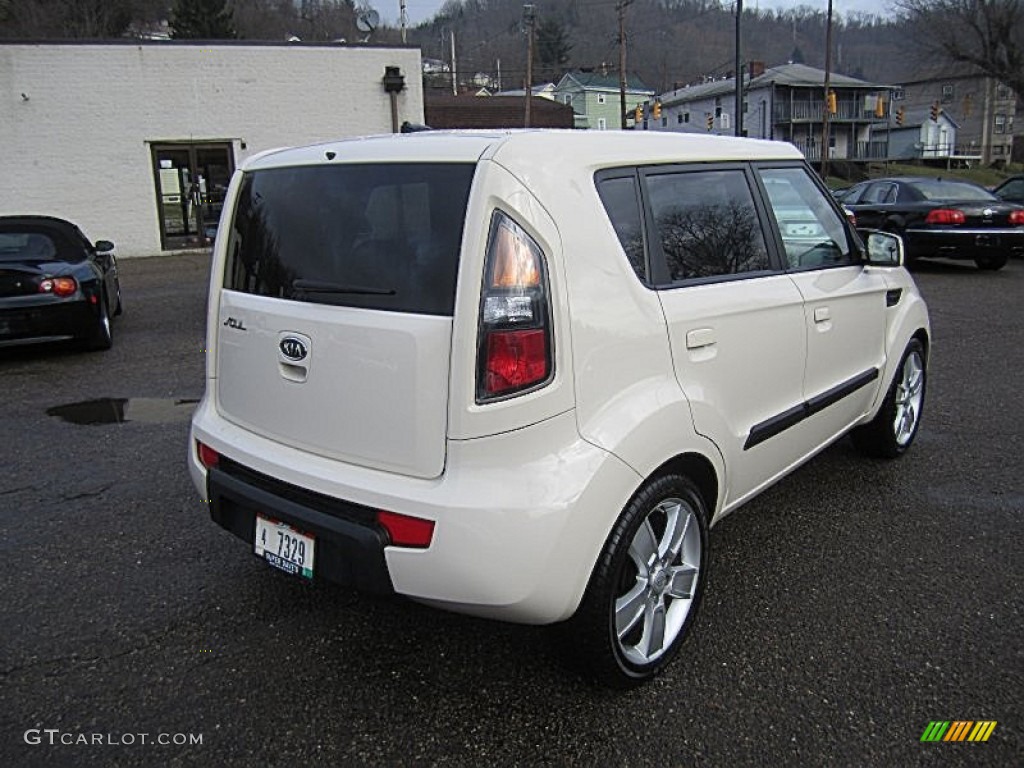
left=1, top=41, right=423, bottom=256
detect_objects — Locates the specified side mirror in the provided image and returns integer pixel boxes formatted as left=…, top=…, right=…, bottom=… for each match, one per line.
left=94, top=240, right=115, bottom=254
left=861, top=230, right=903, bottom=267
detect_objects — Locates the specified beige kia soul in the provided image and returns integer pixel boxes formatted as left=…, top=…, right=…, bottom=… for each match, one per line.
left=189, top=130, right=929, bottom=686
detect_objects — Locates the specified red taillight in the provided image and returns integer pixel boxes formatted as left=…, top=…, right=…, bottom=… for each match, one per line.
left=38, top=276, right=77, bottom=296
left=197, top=441, right=220, bottom=469
left=484, top=329, right=548, bottom=395
left=1009, top=210, right=1024, bottom=226
left=377, top=510, right=435, bottom=548
left=924, top=208, right=965, bottom=225
left=477, top=211, right=552, bottom=402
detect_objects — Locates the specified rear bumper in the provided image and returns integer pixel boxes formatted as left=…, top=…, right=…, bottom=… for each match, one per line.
left=904, top=227, right=1024, bottom=260
left=207, top=461, right=394, bottom=594
left=0, top=296, right=95, bottom=345
left=189, top=399, right=641, bottom=624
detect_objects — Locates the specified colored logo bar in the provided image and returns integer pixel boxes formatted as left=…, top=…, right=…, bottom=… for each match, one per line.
left=921, top=721, right=997, bottom=742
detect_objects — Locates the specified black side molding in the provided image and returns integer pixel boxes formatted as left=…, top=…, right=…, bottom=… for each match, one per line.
left=745, top=368, right=880, bottom=450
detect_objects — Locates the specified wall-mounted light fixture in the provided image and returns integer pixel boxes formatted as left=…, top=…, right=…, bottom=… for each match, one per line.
left=382, top=66, right=406, bottom=133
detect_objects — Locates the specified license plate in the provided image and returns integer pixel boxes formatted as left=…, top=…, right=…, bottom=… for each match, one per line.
left=254, top=516, right=315, bottom=579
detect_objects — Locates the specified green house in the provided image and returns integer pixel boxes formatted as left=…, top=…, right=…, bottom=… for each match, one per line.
left=553, top=71, right=654, bottom=130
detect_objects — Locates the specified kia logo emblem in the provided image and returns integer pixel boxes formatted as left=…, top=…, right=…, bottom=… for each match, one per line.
left=279, top=337, right=307, bottom=361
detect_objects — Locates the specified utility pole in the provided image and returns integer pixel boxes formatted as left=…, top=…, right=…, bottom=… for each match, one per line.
left=819, top=0, right=833, bottom=178
left=451, top=30, right=457, bottom=96
left=617, top=0, right=634, bottom=130
left=524, top=4, right=535, bottom=127
left=734, top=0, right=743, bottom=136
left=400, top=0, right=407, bottom=44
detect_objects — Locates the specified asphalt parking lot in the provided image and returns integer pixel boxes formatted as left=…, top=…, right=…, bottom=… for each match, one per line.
left=1, top=253, right=1021, bottom=767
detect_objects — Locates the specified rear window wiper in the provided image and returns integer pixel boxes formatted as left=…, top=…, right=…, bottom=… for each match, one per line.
left=292, top=279, right=396, bottom=296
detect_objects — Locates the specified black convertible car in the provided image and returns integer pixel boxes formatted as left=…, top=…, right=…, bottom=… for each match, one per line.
left=841, top=177, right=1024, bottom=270
left=0, top=216, right=122, bottom=350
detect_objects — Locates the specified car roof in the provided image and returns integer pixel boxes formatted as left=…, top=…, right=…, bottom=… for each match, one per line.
left=0, top=215, right=85, bottom=239
left=242, top=129, right=805, bottom=173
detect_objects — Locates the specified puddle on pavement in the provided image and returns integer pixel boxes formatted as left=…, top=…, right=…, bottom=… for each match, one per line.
left=47, top=398, right=200, bottom=425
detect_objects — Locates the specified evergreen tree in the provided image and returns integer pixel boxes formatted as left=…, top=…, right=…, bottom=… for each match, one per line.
left=170, top=0, right=237, bottom=39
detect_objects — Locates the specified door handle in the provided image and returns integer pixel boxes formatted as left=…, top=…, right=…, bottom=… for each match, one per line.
left=686, top=328, right=716, bottom=349
left=813, top=307, right=831, bottom=323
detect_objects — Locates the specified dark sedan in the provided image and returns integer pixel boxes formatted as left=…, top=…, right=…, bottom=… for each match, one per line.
left=0, top=216, right=122, bottom=350
left=842, top=177, right=1024, bottom=270
left=993, top=175, right=1024, bottom=204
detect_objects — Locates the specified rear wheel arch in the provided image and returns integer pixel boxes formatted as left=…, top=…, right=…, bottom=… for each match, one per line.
left=649, top=453, right=720, bottom=522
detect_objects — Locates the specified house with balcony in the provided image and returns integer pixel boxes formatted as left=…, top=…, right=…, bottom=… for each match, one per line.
left=553, top=70, right=653, bottom=130
left=648, top=63, right=892, bottom=163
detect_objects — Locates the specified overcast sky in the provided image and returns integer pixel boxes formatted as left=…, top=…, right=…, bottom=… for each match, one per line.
left=376, top=0, right=895, bottom=27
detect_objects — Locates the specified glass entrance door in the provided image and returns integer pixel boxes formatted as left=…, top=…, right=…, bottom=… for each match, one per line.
left=151, top=143, right=234, bottom=250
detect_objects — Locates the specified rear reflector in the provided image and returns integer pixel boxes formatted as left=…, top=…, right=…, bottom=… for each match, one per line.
left=377, top=510, right=435, bottom=548
left=197, top=441, right=220, bottom=469
left=924, top=208, right=965, bottom=225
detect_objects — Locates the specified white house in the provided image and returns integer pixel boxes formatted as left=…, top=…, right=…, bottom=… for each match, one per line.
left=647, top=63, right=892, bottom=163
left=0, top=41, right=423, bottom=256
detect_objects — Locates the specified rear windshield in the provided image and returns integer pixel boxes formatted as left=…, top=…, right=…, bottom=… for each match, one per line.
left=224, top=163, right=475, bottom=315
left=0, top=229, right=73, bottom=261
left=913, top=180, right=996, bottom=202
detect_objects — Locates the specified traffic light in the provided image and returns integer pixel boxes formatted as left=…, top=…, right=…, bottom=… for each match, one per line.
left=930, top=101, right=940, bottom=122
left=874, top=94, right=885, bottom=118
left=634, top=105, right=642, bottom=123
left=706, top=113, right=714, bottom=131
left=827, top=90, right=837, bottom=115
left=895, top=106, right=905, bottom=126
left=652, top=101, right=662, bottom=120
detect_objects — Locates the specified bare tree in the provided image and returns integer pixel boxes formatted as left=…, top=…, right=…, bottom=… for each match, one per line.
left=896, top=0, right=1023, bottom=96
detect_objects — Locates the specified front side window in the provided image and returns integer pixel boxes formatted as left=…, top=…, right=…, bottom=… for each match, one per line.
left=757, top=167, right=855, bottom=270
left=225, top=163, right=475, bottom=315
left=646, top=169, right=771, bottom=281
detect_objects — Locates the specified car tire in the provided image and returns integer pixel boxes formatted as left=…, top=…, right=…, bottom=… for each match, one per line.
left=974, top=254, right=1008, bottom=271
left=852, top=339, right=926, bottom=458
left=566, top=473, right=709, bottom=688
left=85, top=293, right=113, bottom=351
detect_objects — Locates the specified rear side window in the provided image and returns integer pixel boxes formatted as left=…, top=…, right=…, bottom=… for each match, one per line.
left=225, top=163, right=475, bottom=315
left=596, top=175, right=647, bottom=280
left=646, top=169, right=771, bottom=281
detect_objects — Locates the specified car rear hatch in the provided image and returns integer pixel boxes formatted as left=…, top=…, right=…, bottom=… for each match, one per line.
left=215, top=160, right=476, bottom=480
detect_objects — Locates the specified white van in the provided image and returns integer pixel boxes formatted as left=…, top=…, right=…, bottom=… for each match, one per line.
left=189, top=130, right=929, bottom=686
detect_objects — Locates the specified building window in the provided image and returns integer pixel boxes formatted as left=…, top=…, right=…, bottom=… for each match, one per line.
left=597, top=117, right=607, bottom=130
left=892, top=87, right=905, bottom=101
left=677, top=113, right=684, bottom=124
left=597, top=94, right=606, bottom=104
left=996, top=84, right=1012, bottom=101
left=721, top=112, right=731, bottom=130
left=994, top=114, right=1006, bottom=134
left=662, top=117, right=667, bottom=127
left=941, top=84, right=954, bottom=103
left=683, top=112, right=690, bottom=123
left=715, top=106, right=723, bottom=118
left=993, top=145, right=1005, bottom=156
